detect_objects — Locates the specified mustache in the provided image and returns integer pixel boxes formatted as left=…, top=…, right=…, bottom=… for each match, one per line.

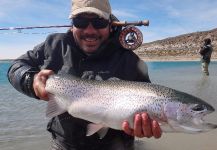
left=80, top=34, right=101, bottom=39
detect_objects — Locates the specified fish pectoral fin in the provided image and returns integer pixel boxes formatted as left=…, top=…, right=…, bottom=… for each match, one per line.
left=46, top=95, right=66, bottom=118
left=86, top=123, right=109, bottom=139
left=179, top=125, right=202, bottom=133
left=158, top=121, right=175, bottom=132
left=180, top=123, right=217, bottom=133
left=166, top=119, right=185, bottom=132
left=167, top=119, right=203, bottom=133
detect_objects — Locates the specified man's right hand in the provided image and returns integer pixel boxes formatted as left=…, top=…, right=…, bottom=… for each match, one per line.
left=33, top=69, right=54, bottom=101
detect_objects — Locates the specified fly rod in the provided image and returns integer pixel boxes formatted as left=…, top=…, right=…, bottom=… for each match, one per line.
left=0, top=20, right=149, bottom=30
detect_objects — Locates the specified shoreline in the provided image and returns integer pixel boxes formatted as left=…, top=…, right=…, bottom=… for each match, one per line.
left=139, top=56, right=217, bottom=62
left=1, top=57, right=217, bottom=62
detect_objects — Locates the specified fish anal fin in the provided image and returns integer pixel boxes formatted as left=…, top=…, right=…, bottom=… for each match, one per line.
left=97, top=127, right=109, bottom=139
left=86, top=123, right=109, bottom=139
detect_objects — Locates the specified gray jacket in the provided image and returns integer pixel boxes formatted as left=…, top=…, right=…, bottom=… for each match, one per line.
left=7, top=30, right=150, bottom=149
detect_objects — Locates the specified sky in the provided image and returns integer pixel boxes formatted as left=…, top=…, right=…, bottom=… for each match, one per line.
left=0, top=0, right=217, bottom=59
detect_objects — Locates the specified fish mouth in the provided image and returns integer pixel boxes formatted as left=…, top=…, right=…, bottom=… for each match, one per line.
left=190, top=103, right=216, bottom=132
left=189, top=117, right=217, bottom=133
left=179, top=123, right=217, bottom=133
left=206, top=104, right=215, bottom=112
left=203, top=123, right=217, bottom=130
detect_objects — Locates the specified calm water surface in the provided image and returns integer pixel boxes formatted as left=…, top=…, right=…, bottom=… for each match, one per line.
left=0, top=61, right=217, bottom=150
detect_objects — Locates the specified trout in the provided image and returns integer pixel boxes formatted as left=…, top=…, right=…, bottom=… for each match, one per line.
left=45, top=74, right=217, bottom=138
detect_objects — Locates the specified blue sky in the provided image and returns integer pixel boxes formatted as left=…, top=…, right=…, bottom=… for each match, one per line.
left=0, top=0, right=217, bottom=59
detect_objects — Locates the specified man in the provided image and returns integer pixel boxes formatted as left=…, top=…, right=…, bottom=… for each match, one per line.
left=7, top=0, right=162, bottom=149
left=199, top=38, right=213, bottom=76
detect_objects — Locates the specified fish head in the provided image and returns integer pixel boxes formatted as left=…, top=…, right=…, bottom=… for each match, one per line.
left=164, top=96, right=217, bottom=133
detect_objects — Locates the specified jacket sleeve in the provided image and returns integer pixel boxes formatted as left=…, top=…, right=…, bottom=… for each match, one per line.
left=120, top=51, right=151, bottom=83
left=7, top=42, right=46, bottom=99
left=199, top=45, right=210, bottom=55
left=136, top=59, right=151, bottom=83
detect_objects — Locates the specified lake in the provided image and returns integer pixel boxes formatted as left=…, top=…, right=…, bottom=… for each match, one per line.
left=0, top=61, right=217, bottom=150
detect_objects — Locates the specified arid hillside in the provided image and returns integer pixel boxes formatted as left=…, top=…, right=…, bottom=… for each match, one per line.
left=135, top=28, right=217, bottom=60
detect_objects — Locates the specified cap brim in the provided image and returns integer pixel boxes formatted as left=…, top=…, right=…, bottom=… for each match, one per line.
left=69, top=7, right=110, bottom=19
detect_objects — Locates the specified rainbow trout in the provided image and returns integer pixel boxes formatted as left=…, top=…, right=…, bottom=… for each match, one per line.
left=45, top=74, right=217, bottom=138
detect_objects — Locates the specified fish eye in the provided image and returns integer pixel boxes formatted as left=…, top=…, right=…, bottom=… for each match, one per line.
left=192, top=104, right=205, bottom=111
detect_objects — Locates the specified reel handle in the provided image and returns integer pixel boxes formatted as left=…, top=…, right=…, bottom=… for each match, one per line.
left=111, top=20, right=149, bottom=27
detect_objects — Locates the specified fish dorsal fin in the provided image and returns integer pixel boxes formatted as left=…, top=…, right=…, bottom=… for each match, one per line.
left=86, top=123, right=109, bottom=139
left=46, top=94, right=66, bottom=118
left=107, top=77, right=120, bottom=81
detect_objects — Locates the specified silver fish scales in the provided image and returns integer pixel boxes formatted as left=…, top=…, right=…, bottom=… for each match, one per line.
left=45, top=74, right=217, bottom=138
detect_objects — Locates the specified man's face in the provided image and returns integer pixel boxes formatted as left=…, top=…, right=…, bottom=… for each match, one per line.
left=71, top=13, right=111, bottom=54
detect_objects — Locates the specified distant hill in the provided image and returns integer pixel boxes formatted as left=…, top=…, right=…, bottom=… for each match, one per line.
left=135, top=28, right=217, bottom=60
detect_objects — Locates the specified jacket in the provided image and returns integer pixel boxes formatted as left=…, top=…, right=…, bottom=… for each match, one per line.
left=7, top=30, right=151, bottom=149
left=200, top=44, right=213, bottom=63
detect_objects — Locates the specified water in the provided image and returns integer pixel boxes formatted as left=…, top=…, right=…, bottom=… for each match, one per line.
left=1, top=61, right=217, bottom=150
left=0, top=61, right=50, bottom=150
left=138, top=61, right=217, bottom=150
left=0, top=61, right=11, bottom=84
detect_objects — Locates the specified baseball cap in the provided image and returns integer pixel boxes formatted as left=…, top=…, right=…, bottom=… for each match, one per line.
left=69, top=0, right=111, bottom=20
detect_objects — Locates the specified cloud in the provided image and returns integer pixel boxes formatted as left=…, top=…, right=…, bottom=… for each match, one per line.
left=0, top=1, right=70, bottom=25
left=1, top=0, right=217, bottom=59
left=162, top=1, right=217, bottom=22
left=0, top=12, right=5, bottom=18
left=112, top=10, right=139, bottom=20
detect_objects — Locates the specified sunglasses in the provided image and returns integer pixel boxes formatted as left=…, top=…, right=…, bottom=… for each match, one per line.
left=73, top=17, right=110, bottom=29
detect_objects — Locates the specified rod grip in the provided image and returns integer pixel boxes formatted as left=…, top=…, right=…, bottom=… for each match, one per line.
left=111, top=20, right=149, bottom=27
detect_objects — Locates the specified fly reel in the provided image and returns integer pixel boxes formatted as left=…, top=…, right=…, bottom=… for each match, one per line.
left=119, top=25, right=143, bottom=50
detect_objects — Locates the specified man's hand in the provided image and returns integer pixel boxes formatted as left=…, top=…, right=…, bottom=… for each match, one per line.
left=122, top=112, right=162, bottom=138
left=33, top=69, right=54, bottom=101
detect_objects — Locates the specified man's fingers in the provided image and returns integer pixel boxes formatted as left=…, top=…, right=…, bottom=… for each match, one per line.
left=38, top=70, right=54, bottom=76
left=122, top=121, right=134, bottom=136
left=141, top=113, right=152, bottom=138
left=134, top=114, right=143, bottom=137
left=34, top=74, right=48, bottom=99
left=122, top=114, right=162, bottom=139
left=151, top=120, right=162, bottom=139
left=33, top=69, right=54, bottom=100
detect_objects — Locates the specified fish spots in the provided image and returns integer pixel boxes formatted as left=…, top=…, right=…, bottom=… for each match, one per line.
left=45, top=74, right=217, bottom=134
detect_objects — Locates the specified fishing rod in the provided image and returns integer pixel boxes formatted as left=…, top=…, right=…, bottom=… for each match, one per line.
left=0, top=19, right=149, bottom=50
left=112, top=20, right=149, bottom=27
left=0, top=25, right=72, bottom=31
left=112, top=20, right=149, bottom=50
left=0, top=20, right=149, bottom=30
